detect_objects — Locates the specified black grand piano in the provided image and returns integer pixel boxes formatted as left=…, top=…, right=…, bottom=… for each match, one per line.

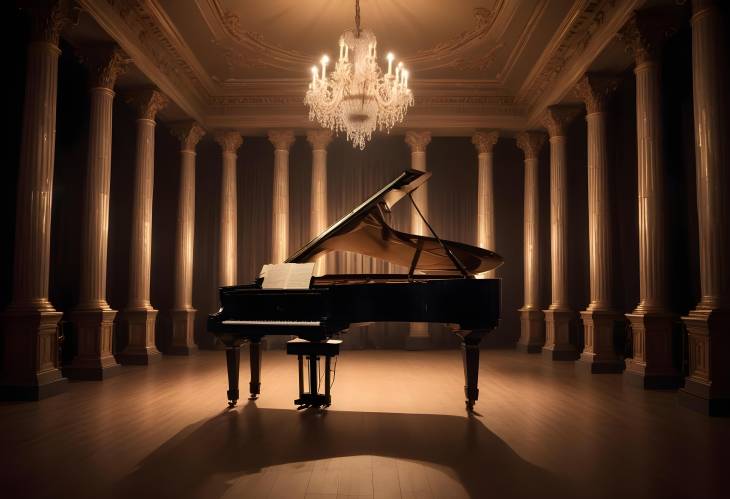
left=208, top=169, right=502, bottom=411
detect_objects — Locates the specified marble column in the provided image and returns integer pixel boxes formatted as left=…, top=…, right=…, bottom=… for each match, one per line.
left=472, top=131, right=499, bottom=278
left=306, top=129, right=333, bottom=276
left=67, top=45, right=128, bottom=380
left=405, top=131, right=432, bottom=350
left=541, top=107, right=581, bottom=361
left=169, top=122, right=205, bottom=355
left=574, top=74, right=625, bottom=373
left=1, top=1, right=76, bottom=400
left=619, top=12, right=681, bottom=388
left=214, top=132, right=243, bottom=287
left=680, top=0, right=730, bottom=415
left=118, top=89, right=168, bottom=365
left=515, top=131, right=546, bottom=353
left=268, top=130, right=295, bottom=264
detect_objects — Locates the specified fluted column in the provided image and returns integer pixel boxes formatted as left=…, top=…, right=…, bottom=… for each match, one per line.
left=269, top=130, right=295, bottom=264
left=306, top=130, right=333, bottom=276
left=620, top=11, right=681, bottom=388
left=542, top=107, right=580, bottom=361
left=1, top=1, right=75, bottom=400
left=472, top=131, right=499, bottom=278
left=215, top=132, right=242, bottom=287
left=515, top=131, right=546, bottom=353
left=575, top=74, right=625, bottom=373
left=169, top=122, right=205, bottom=355
left=67, top=45, right=128, bottom=379
left=118, top=89, right=168, bottom=365
left=680, top=0, right=730, bottom=415
left=405, top=131, right=432, bottom=350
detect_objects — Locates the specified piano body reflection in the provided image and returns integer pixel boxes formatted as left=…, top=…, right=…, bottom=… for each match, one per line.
left=208, top=169, right=503, bottom=411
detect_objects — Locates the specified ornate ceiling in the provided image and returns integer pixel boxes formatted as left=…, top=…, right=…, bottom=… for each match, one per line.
left=69, top=0, right=644, bottom=135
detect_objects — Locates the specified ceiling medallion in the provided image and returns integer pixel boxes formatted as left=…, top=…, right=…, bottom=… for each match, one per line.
left=304, top=0, right=414, bottom=149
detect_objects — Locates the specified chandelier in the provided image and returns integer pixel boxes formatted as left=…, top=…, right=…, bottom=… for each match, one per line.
left=304, top=0, right=414, bottom=150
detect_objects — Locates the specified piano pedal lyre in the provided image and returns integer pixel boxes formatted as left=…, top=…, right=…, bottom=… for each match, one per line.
left=286, top=338, right=342, bottom=409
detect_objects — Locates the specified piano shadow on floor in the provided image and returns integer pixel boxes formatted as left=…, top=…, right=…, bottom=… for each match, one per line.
left=115, top=402, right=576, bottom=499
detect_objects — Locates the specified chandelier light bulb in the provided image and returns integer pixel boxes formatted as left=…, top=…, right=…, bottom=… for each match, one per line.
left=386, top=52, right=394, bottom=75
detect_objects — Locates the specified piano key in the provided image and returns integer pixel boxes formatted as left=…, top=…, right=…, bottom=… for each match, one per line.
left=221, top=320, right=321, bottom=327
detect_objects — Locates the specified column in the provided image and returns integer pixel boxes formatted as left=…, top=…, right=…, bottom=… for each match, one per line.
left=306, top=129, right=333, bottom=275
left=118, top=89, right=168, bottom=365
left=619, top=11, right=681, bottom=388
left=169, top=122, right=205, bottom=355
left=405, top=131, right=432, bottom=350
left=541, top=106, right=581, bottom=361
left=67, top=45, right=128, bottom=379
left=268, top=130, right=295, bottom=264
left=515, top=131, right=546, bottom=353
left=214, top=132, right=243, bottom=287
left=472, top=131, right=499, bottom=278
left=1, top=1, right=75, bottom=400
left=680, top=0, right=730, bottom=415
left=574, top=74, right=624, bottom=373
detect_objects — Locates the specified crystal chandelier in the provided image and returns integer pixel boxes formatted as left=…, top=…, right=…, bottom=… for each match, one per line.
left=304, top=0, right=414, bottom=150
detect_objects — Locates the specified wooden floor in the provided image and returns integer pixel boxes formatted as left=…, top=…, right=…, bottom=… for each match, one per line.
left=1, top=349, right=728, bottom=499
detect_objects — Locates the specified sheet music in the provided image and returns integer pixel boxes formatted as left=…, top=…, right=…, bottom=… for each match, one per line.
left=260, top=263, right=315, bottom=289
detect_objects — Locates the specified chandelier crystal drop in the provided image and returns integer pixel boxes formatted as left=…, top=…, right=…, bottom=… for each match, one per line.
left=304, top=0, right=414, bottom=150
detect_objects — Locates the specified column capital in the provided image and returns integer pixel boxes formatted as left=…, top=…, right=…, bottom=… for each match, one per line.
left=268, top=130, right=296, bottom=151
left=618, top=8, right=681, bottom=65
left=405, top=131, right=432, bottom=153
left=171, top=122, right=206, bottom=152
left=516, top=131, right=546, bottom=160
left=214, top=131, right=243, bottom=153
left=574, top=73, right=620, bottom=114
left=22, top=0, right=79, bottom=45
left=472, top=130, right=499, bottom=154
left=125, top=88, right=168, bottom=121
left=542, top=106, right=582, bottom=137
left=78, top=44, right=129, bottom=90
left=306, top=129, right=333, bottom=150
left=692, top=0, right=718, bottom=17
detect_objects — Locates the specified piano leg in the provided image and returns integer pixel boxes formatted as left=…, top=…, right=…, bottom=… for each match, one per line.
left=249, top=339, right=262, bottom=399
left=460, top=331, right=486, bottom=412
left=225, top=345, right=240, bottom=406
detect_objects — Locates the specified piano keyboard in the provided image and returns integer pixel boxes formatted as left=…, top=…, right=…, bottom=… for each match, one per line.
left=221, top=320, right=321, bottom=327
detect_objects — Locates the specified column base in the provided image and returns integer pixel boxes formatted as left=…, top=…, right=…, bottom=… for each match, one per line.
left=1, top=308, right=66, bottom=400
left=405, top=324, right=431, bottom=351
left=625, top=310, right=681, bottom=389
left=679, top=307, right=730, bottom=416
left=117, top=308, right=161, bottom=365
left=517, top=309, right=544, bottom=353
left=168, top=308, right=198, bottom=355
left=579, top=309, right=624, bottom=373
left=542, top=309, right=578, bottom=361
left=66, top=308, right=121, bottom=380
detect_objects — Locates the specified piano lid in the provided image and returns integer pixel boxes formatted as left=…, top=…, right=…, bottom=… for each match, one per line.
left=286, top=169, right=503, bottom=275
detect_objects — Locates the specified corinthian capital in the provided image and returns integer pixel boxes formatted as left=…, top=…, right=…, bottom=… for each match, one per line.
left=516, top=131, right=546, bottom=160
left=171, top=122, right=206, bottom=152
left=472, top=130, right=499, bottom=154
left=405, top=131, right=432, bottom=153
left=268, top=130, right=296, bottom=151
left=618, top=8, right=681, bottom=65
left=126, top=88, right=168, bottom=121
left=23, top=0, right=79, bottom=45
left=306, top=129, right=333, bottom=150
left=541, top=106, right=581, bottom=137
left=574, top=73, right=619, bottom=114
left=214, top=131, right=243, bottom=154
left=78, top=44, right=129, bottom=90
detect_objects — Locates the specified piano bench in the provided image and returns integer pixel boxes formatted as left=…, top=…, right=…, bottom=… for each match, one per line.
left=286, top=338, right=342, bottom=357
left=286, top=338, right=342, bottom=408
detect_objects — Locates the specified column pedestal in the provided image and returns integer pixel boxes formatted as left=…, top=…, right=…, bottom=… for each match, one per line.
left=679, top=309, right=730, bottom=415
left=543, top=309, right=577, bottom=360
left=117, top=309, right=160, bottom=365
left=65, top=308, right=120, bottom=380
left=169, top=309, right=198, bottom=355
left=517, top=309, right=544, bottom=353
left=579, top=310, right=624, bottom=373
left=624, top=312, right=680, bottom=388
left=0, top=310, right=66, bottom=400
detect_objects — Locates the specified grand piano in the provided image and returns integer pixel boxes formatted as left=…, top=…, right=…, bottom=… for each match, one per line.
left=208, top=169, right=503, bottom=411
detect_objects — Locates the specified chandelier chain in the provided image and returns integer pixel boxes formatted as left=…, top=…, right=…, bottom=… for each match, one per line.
left=355, top=0, right=361, bottom=38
